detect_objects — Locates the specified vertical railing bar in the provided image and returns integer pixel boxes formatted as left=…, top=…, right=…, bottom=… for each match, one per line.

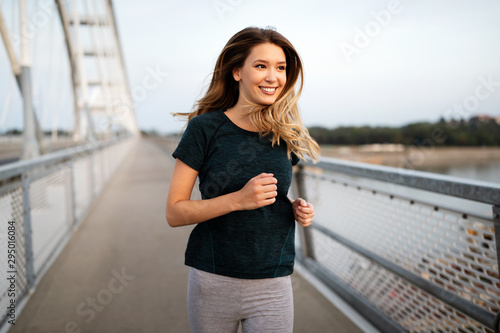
left=21, top=173, right=35, bottom=288
left=493, top=206, right=500, bottom=276
left=103, top=145, right=108, bottom=182
left=294, top=164, right=315, bottom=261
left=90, top=148, right=96, bottom=199
left=70, top=159, right=77, bottom=227
left=493, top=206, right=500, bottom=333
left=101, top=145, right=105, bottom=189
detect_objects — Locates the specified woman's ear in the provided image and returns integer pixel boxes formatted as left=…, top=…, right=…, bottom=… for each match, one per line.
left=232, top=68, right=241, bottom=81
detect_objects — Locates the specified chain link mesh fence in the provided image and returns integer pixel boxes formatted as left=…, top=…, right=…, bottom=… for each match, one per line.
left=0, top=138, right=134, bottom=328
left=298, top=166, right=499, bottom=333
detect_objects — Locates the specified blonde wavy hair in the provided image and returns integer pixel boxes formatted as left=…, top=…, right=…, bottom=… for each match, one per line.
left=174, top=27, right=320, bottom=163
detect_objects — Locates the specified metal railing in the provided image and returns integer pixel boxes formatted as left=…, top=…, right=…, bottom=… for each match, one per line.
left=0, top=137, right=135, bottom=329
left=293, top=157, right=500, bottom=333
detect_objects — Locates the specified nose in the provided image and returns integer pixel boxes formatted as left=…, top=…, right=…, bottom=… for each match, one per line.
left=265, top=69, right=277, bottom=82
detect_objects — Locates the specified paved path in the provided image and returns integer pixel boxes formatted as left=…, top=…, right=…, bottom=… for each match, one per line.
left=10, top=139, right=364, bottom=333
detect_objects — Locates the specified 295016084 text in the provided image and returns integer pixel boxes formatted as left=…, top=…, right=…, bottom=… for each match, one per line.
left=6, top=220, right=17, bottom=325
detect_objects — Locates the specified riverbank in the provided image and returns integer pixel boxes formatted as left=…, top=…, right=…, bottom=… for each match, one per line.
left=320, top=145, right=500, bottom=169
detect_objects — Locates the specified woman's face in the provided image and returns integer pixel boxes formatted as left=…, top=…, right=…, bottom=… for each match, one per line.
left=233, top=43, right=287, bottom=106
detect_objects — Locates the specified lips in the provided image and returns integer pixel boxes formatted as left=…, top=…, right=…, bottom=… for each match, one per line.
left=260, top=86, right=278, bottom=95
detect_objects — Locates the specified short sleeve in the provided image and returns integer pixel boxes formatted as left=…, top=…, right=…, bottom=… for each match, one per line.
left=172, top=117, right=207, bottom=171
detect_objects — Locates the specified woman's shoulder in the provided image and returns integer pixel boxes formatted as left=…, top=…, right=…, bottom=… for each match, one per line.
left=189, top=109, right=225, bottom=127
left=184, top=110, right=226, bottom=139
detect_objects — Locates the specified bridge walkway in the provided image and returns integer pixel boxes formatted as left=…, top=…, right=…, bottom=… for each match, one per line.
left=9, top=139, right=367, bottom=333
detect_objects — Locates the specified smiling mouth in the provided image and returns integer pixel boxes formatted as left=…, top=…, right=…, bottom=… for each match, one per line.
left=260, top=86, right=278, bottom=95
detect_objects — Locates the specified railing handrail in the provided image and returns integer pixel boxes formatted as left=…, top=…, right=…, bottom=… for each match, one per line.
left=0, top=137, right=130, bottom=181
left=302, top=156, right=500, bottom=206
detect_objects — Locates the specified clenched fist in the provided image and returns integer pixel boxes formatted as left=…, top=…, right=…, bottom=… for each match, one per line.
left=234, top=173, right=278, bottom=211
left=292, top=198, right=314, bottom=227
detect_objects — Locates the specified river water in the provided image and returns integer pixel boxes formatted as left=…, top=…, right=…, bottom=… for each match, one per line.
left=316, top=155, right=500, bottom=218
left=417, top=160, right=500, bottom=185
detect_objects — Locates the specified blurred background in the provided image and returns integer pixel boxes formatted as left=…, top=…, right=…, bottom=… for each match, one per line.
left=1, top=0, right=499, bottom=180
left=113, top=0, right=500, bottom=133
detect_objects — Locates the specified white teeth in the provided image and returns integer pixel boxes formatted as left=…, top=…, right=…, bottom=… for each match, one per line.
left=261, top=87, right=276, bottom=92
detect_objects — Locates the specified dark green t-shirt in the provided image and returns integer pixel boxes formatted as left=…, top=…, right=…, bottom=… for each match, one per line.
left=172, top=109, right=299, bottom=279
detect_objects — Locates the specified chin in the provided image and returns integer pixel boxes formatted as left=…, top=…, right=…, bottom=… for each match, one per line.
left=258, top=97, right=278, bottom=106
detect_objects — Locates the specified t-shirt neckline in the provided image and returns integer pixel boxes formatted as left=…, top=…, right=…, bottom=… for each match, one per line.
left=220, top=109, right=260, bottom=136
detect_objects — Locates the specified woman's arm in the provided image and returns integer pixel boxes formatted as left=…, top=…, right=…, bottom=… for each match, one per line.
left=166, top=159, right=278, bottom=227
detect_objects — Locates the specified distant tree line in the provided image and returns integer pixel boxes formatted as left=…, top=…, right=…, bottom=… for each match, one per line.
left=141, top=129, right=161, bottom=137
left=2, top=129, right=22, bottom=135
left=1, top=129, right=72, bottom=136
left=308, top=116, right=500, bottom=146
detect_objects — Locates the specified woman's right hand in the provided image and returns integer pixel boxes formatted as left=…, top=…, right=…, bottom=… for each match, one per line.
left=234, top=173, right=278, bottom=211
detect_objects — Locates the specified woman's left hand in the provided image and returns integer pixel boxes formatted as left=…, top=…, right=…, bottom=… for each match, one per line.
left=292, top=198, right=314, bottom=227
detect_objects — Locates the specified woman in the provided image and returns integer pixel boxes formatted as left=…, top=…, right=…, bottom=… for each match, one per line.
left=166, top=26, right=320, bottom=333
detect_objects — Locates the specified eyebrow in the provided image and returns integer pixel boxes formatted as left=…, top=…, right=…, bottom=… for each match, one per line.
left=253, top=59, right=287, bottom=65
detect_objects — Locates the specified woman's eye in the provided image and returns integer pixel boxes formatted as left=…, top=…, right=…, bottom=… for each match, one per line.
left=256, top=64, right=266, bottom=69
left=278, top=66, right=286, bottom=71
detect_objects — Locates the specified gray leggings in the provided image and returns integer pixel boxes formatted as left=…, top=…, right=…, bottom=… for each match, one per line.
left=187, top=267, right=294, bottom=333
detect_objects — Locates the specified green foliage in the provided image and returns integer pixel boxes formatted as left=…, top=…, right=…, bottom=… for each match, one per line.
left=308, top=116, right=500, bottom=146
left=2, top=129, right=22, bottom=135
left=42, top=129, right=72, bottom=136
left=140, top=129, right=161, bottom=137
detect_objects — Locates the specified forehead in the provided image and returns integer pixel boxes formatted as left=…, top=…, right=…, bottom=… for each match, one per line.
left=246, top=43, right=286, bottom=63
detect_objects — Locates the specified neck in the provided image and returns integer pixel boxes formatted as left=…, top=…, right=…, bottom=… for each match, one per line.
left=230, top=100, right=252, bottom=118
left=225, top=103, right=258, bottom=132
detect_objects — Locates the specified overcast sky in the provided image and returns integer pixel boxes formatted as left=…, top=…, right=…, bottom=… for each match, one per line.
left=113, top=0, right=500, bottom=134
left=1, top=0, right=500, bottom=134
